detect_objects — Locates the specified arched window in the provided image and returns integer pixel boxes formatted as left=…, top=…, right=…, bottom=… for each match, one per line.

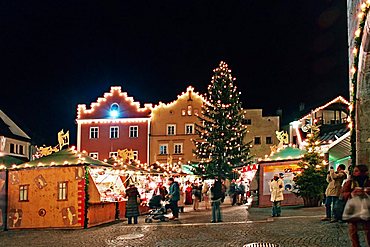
left=110, top=103, right=120, bottom=118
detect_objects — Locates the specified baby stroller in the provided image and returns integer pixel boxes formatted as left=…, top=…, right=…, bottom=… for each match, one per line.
left=144, top=195, right=169, bottom=223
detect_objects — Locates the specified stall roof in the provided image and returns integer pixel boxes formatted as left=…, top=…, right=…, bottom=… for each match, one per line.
left=0, top=155, right=26, bottom=168
left=11, top=148, right=112, bottom=169
left=328, top=131, right=351, bottom=163
left=263, top=146, right=305, bottom=162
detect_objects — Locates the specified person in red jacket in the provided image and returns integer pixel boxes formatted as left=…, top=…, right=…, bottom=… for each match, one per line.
left=341, top=164, right=370, bottom=247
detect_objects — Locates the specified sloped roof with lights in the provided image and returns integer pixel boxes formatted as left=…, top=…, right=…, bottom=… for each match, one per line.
left=77, top=86, right=152, bottom=119
left=262, top=146, right=306, bottom=162
left=152, top=86, right=207, bottom=110
left=0, top=155, right=27, bottom=169
left=10, top=148, right=112, bottom=170
left=299, top=96, right=350, bottom=122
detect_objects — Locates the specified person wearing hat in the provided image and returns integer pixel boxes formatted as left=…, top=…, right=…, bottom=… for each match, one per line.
left=124, top=183, right=140, bottom=224
left=270, top=173, right=284, bottom=217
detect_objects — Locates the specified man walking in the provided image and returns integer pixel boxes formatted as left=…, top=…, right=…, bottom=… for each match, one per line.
left=321, top=164, right=347, bottom=222
left=166, top=177, right=180, bottom=220
left=210, top=178, right=223, bottom=223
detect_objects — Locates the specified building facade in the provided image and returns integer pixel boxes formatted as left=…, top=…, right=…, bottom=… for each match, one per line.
left=76, top=86, right=152, bottom=163
left=150, top=86, right=205, bottom=166
left=243, top=109, right=280, bottom=161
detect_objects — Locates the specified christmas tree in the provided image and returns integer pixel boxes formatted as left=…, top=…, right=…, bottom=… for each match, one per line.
left=293, top=123, right=328, bottom=207
left=193, top=61, right=252, bottom=179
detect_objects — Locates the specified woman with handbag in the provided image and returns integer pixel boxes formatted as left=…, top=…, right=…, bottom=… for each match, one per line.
left=341, top=164, right=370, bottom=247
left=125, top=183, right=141, bottom=224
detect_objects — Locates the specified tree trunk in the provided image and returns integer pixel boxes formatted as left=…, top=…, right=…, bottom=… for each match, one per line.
left=302, top=196, right=321, bottom=207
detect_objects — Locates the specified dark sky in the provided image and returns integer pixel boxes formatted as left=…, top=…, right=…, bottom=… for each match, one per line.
left=0, top=0, right=349, bottom=146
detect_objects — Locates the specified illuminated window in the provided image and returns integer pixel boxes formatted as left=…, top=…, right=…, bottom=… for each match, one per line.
left=181, top=109, right=186, bottom=116
left=110, top=126, right=119, bottom=139
left=110, top=103, right=120, bottom=118
left=19, top=185, right=29, bottom=201
left=160, top=144, right=168, bottom=155
left=254, top=137, right=261, bottom=145
left=89, top=152, right=99, bottom=159
left=167, top=124, right=176, bottom=135
left=187, top=105, right=192, bottom=115
left=57, top=182, right=68, bottom=201
left=90, top=127, right=99, bottom=139
left=194, top=109, right=199, bottom=116
left=266, top=136, right=273, bottom=144
left=109, top=152, right=118, bottom=158
left=185, top=124, right=194, bottom=134
left=174, top=143, right=183, bottom=154
left=129, top=126, right=138, bottom=138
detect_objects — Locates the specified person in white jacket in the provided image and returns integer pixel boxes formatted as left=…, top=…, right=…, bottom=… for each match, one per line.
left=270, top=174, right=284, bottom=217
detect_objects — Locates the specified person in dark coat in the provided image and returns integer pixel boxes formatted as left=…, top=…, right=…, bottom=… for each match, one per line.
left=210, top=178, right=223, bottom=223
left=166, top=177, right=180, bottom=220
left=125, top=184, right=140, bottom=224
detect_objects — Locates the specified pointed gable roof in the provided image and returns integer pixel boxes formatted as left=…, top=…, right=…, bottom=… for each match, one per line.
left=0, top=110, right=30, bottom=140
left=77, top=86, right=152, bottom=119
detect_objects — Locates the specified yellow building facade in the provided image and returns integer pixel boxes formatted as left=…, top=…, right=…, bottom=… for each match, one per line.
left=243, top=109, right=280, bottom=161
left=150, top=87, right=205, bottom=166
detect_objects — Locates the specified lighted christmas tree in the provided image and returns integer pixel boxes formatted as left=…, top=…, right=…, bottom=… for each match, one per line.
left=193, top=61, right=252, bottom=179
left=293, top=123, right=328, bottom=207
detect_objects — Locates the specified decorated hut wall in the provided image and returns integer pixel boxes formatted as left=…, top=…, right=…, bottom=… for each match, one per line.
left=258, top=160, right=304, bottom=207
left=7, top=166, right=85, bottom=229
left=6, top=148, right=125, bottom=229
left=258, top=146, right=305, bottom=208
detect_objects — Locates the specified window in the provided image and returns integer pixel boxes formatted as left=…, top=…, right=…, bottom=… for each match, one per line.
left=133, top=151, right=138, bottom=160
left=185, top=124, right=194, bottom=134
left=254, top=137, right=261, bottom=145
left=90, top=127, right=99, bottom=139
left=129, top=126, right=138, bottom=138
left=181, top=109, right=186, bottom=116
left=187, top=105, right=192, bottom=115
left=194, top=109, right=199, bottom=116
left=167, top=124, right=176, bottom=135
left=9, top=143, right=24, bottom=155
left=160, top=144, right=168, bottom=155
left=89, top=152, right=99, bottom=159
left=19, top=185, right=29, bottom=201
left=266, top=136, right=273, bottom=144
left=57, top=182, right=68, bottom=201
left=110, top=126, right=119, bottom=139
left=109, top=152, right=118, bottom=158
left=174, top=143, right=183, bottom=154
left=244, top=119, right=252, bottom=125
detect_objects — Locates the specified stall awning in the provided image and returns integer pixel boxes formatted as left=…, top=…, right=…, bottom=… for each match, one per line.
left=328, top=131, right=351, bottom=163
left=11, top=148, right=112, bottom=169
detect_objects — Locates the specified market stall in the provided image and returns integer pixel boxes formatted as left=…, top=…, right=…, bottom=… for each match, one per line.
left=6, top=148, right=126, bottom=229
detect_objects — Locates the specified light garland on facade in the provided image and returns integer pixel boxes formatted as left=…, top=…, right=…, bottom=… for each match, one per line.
left=349, top=0, right=370, bottom=165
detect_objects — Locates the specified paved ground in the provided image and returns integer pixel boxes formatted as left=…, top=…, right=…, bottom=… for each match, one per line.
left=0, top=199, right=366, bottom=247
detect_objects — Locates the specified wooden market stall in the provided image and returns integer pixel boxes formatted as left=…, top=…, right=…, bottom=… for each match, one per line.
left=6, top=148, right=127, bottom=229
left=258, top=146, right=305, bottom=207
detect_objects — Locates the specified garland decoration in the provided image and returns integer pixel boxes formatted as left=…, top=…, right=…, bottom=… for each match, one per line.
left=349, top=1, right=370, bottom=170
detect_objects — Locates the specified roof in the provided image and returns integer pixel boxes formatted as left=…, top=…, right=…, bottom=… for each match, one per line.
left=0, top=155, right=27, bottom=169
left=263, top=146, right=305, bottom=162
left=0, top=110, right=31, bottom=141
left=11, top=148, right=112, bottom=169
left=320, top=125, right=349, bottom=143
left=328, top=131, right=351, bottom=163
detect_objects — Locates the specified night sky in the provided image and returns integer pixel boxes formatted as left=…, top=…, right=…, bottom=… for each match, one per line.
left=0, top=1, right=349, bottom=146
